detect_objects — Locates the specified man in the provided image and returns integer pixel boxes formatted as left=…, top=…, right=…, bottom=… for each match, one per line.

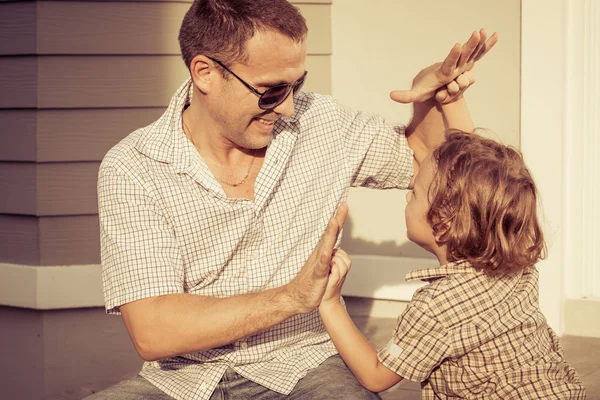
left=90, top=0, right=497, bottom=399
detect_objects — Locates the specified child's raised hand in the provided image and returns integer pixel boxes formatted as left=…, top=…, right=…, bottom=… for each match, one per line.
left=320, top=248, right=352, bottom=309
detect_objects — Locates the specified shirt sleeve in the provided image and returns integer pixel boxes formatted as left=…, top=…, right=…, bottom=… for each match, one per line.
left=377, top=302, right=449, bottom=382
left=98, top=166, right=184, bottom=314
left=335, top=100, right=414, bottom=190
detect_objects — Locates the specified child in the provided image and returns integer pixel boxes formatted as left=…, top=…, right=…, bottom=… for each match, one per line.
left=319, top=98, right=587, bottom=398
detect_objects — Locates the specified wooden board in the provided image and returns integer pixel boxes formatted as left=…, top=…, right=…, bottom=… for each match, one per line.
left=0, top=54, right=331, bottom=108
left=0, top=2, right=331, bottom=55
left=0, top=162, right=100, bottom=216
left=0, top=215, right=100, bottom=266
left=0, top=108, right=165, bottom=162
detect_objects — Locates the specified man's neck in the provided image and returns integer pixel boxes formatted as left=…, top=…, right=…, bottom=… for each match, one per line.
left=183, top=102, right=246, bottom=167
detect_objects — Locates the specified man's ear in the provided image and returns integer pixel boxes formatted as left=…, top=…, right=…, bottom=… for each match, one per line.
left=190, top=55, right=215, bottom=94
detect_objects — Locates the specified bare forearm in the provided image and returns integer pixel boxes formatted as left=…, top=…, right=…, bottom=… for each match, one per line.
left=405, top=100, right=445, bottom=166
left=440, top=96, right=475, bottom=132
left=319, top=303, right=401, bottom=392
left=122, top=286, right=297, bottom=361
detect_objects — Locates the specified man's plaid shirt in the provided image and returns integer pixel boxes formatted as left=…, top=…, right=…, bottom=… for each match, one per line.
left=98, top=79, right=413, bottom=400
left=378, top=261, right=586, bottom=399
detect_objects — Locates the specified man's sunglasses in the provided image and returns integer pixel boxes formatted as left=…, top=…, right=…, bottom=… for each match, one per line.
left=207, top=56, right=307, bottom=111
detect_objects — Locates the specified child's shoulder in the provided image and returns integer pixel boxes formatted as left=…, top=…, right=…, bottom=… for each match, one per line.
left=407, top=262, right=536, bottom=329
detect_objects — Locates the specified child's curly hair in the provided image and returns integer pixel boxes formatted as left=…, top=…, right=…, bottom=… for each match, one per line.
left=428, top=130, right=547, bottom=276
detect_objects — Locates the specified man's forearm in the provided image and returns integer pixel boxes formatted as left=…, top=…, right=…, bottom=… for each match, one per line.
left=405, top=100, right=445, bottom=166
left=121, top=285, right=299, bottom=361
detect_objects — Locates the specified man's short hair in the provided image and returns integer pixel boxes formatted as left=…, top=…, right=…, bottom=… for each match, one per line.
left=428, top=130, right=547, bottom=276
left=178, top=0, right=308, bottom=69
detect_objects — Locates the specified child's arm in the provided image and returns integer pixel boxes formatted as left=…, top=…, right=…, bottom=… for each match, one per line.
left=439, top=93, right=475, bottom=133
left=319, top=250, right=404, bottom=392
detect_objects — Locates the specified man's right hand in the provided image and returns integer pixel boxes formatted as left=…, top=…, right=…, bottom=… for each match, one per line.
left=285, top=203, right=349, bottom=314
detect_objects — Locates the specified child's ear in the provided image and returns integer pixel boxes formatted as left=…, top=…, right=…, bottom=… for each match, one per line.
left=431, top=220, right=449, bottom=243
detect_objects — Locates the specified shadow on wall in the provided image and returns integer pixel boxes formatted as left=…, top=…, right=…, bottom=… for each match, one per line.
left=341, top=214, right=433, bottom=259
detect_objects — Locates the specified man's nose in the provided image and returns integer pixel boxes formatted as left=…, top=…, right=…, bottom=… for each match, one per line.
left=272, top=91, right=295, bottom=117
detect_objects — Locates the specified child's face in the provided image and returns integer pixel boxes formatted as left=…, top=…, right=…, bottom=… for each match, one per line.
left=405, top=155, right=439, bottom=254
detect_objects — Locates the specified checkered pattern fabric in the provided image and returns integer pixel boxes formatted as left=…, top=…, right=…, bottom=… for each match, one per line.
left=378, top=261, right=587, bottom=399
left=98, top=78, right=413, bottom=400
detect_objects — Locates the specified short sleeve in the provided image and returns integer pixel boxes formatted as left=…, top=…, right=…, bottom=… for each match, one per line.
left=98, top=166, right=184, bottom=314
left=334, top=101, right=414, bottom=190
left=377, top=303, right=449, bottom=382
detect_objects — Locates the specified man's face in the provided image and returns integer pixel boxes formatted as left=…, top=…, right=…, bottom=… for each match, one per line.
left=208, top=30, right=307, bottom=150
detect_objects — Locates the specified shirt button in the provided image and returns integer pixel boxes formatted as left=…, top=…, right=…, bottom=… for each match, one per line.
left=251, top=250, right=260, bottom=260
left=240, top=341, right=248, bottom=350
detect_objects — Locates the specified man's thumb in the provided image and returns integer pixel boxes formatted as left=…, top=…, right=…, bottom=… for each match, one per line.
left=390, top=90, right=418, bottom=104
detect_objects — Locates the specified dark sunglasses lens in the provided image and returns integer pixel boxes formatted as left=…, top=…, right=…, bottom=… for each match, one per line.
left=293, top=75, right=306, bottom=93
left=258, top=74, right=307, bottom=110
left=259, top=85, right=290, bottom=109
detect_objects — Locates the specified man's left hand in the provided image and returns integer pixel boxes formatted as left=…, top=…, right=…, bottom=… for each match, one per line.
left=391, top=28, right=498, bottom=104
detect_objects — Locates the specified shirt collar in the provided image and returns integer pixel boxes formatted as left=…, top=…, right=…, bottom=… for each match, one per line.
left=405, top=260, right=479, bottom=282
left=134, top=78, right=195, bottom=173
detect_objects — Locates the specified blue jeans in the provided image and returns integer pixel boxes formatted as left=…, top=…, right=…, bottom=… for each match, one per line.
left=85, top=355, right=381, bottom=399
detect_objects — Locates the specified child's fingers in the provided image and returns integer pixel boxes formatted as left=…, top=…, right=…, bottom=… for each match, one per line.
left=334, top=249, right=352, bottom=272
left=455, top=74, right=470, bottom=91
left=332, top=255, right=350, bottom=279
left=446, top=81, right=460, bottom=95
left=328, top=262, right=341, bottom=284
left=435, top=89, right=450, bottom=103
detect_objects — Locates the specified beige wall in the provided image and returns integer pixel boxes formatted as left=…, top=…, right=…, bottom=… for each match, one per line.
left=332, top=1, right=521, bottom=264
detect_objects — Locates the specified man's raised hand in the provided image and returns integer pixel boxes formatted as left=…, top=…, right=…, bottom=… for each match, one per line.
left=285, top=203, right=349, bottom=314
left=390, top=28, right=498, bottom=104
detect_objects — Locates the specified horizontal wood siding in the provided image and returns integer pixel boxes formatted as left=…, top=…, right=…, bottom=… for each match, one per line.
left=0, top=163, right=37, bottom=215
left=0, top=162, right=100, bottom=216
left=0, top=109, right=38, bottom=160
left=0, top=2, right=330, bottom=55
left=39, top=215, right=100, bottom=265
left=0, top=108, right=165, bottom=162
left=0, top=215, right=41, bottom=265
left=0, top=0, right=332, bottom=265
left=0, top=54, right=330, bottom=109
left=0, top=215, right=100, bottom=266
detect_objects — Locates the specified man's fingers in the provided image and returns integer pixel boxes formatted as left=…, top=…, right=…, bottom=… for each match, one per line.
left=440, top=43, right=462, bottom=78
left=457, top=31, right=480, bottom=68
left=317, top=218, right=339, bottom=262
left=313, top=203, right=350, bottom=277
left=390, top=90, right=419, bottom=104
left=333, top=202, right=349, bottom=229
left=474, top=32, right=498, bottom=62
left=469, top=28, right=488, bottom=64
